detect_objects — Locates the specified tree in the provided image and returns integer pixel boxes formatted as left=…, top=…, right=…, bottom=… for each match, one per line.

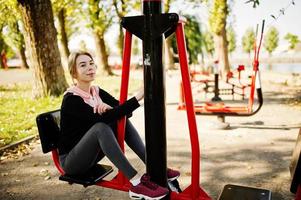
left=284, top=33, right=300, bottom=50
left=51, top=0, right=81, bottom=65
left=245, top=0, right=260, bottom=8
left=87, top=0, right=114, bottom=75
left=227, top=26, right=236, bottom=55
left=112, top=0, right=140, bottom=60
left=2, top=22, right=29, bottom=69
left=184, top=15, right=203, bottom=65
left=52, top=0, right=70, bottom=64
left=0, top=30, right=12, bottom=69
left=242, top=28, right=255, bottom=57
left=18, top=0, right=68, bottom=97
left=0, top=0, right=29, bottom=69
left=203, top=30, right=215, bottom=57
left=208, top=0, right=230, bottom=76
left=264, top=26, right=279, bottom=56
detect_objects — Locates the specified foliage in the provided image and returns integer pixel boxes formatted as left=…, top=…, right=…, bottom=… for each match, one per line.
left=132, top=37, right=141, bottom=56
left=51, top=0, right=88, bottom=39
left=112, top=0, right=139, bottom=18
left=242, top=28, right=255, bottom=55
left=2, top=22, right=25, bottom=53
left=0, top=0, right=20, bottom=28
left=0, top=34, right=14, bottom=59
left=112, top=0, right=140, bottom=56
left=170, top=15, right=205, bottom=64
left=184, top=15, right=203, bottom=64
left=245, top=0, right=260, bottom=8
left=208, top=0, right=228, bottom=35
left=87, top=1, right=114, bottom=36
left=208, top=0, right=230, bottom=73
left=0, top=83, right=62, bottom=147
left=284, top=33, right=300, bottom=50
left=203, top=30, right=215, bottom=57
left=0, top=0, right=24, bottom=57
left=264, top=26, right=279, bottom=55
left=0, top=75, right=142, bottom=147
left=227, top=26, right=236, bottom=54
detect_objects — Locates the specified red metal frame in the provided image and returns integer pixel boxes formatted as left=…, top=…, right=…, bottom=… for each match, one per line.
left=171, top=20, right=211, bottom=200
left=48, top=18, right=268, bottom=200
left=49, top=22, right=211, bottom=199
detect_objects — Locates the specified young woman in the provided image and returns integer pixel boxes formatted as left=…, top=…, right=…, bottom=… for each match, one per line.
left=58, top=51, right=180, bottom=200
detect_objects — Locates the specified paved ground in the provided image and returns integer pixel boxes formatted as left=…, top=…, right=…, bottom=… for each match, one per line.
left=0, top=69, right=301, bottom=200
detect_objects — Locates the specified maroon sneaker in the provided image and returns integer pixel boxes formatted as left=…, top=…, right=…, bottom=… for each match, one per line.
left=129, top=174, right=169, bottom=200
left=167, top=168, right=180, bottom=181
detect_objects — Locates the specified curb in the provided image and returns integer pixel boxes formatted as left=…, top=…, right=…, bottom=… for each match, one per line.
left=0, top=135, right=37, bottom=155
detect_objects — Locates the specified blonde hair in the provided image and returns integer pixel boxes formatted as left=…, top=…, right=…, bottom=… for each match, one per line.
left=68, top=51, right=94, bottom=79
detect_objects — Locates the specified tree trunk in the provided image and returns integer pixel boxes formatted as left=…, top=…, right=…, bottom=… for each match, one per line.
left=0, top=58, right=5, bottom=69
left=165, top=37, right=175, bottom=70
left=220, top=27, right=230, bottom=75
left=214, top=27, right=230, bottom=77
left=18, top=0, right=68, bottom=97
left=18, top=45, right=29, bottom=69
left=58, top=8, right=70, bottom=65
left=93, top=32, right=113, bottom=75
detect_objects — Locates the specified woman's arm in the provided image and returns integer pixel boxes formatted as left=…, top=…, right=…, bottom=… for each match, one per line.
left=99, top=88, right=119, bottom=107
left=62, top=94, right=140, bottom=124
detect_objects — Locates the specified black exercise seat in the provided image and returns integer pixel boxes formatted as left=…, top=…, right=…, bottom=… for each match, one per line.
left=59, top=164, right=113, bottom=187
left=36, top=110, right=113, bottom=187
left=218, top=184, right=272, bottom=200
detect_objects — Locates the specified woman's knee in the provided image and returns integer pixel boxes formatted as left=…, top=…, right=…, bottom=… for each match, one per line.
left=92, top=122, right=114, bottom=137
left=92, top=122, right=110, bottom=131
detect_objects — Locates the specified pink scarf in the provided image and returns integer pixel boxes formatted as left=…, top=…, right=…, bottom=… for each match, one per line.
left=65, top=85, right=103, bottom=109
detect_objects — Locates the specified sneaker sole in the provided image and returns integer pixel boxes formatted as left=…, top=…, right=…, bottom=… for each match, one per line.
left=129, top=191, right=167, bottom=200
left=167, top=175, right=180, bottom=182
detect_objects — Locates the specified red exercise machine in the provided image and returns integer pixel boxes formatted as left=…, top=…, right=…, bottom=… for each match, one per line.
left=36, top=1, right=273, bottom=200
left=178, top=21, right=265, bottom=118
left=36, top=1, right=210, bottom=199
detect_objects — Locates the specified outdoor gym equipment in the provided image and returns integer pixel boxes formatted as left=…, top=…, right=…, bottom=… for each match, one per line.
left=225, top=65, right=251, bottom=100
left=36, top=1, right=272, bottom=199
left=178, top=21, right=265, bottom=119
left=290, top=128, right=301, bottom=200
left=187, top=64, right=250, bottom=102
left=36, top=0, right=205, bottom=199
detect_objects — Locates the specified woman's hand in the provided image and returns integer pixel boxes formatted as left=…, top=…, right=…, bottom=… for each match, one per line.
left=94, top=103, right=112, bottom=114
left=135, top=87, right=144, bottom=102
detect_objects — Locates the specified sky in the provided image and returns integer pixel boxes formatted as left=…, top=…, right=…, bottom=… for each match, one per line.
left=171, top=0, right=301, bottom=49
left=232, top=0, right=301, bottom=48
left=70, top=0, right=301, bottom=53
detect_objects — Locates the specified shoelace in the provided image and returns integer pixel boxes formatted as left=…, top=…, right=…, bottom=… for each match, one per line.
left=141, top=175, right=159, bottom=190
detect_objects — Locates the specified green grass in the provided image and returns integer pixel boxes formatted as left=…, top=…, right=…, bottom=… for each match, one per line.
left=0, top=75, right=142, bottom=148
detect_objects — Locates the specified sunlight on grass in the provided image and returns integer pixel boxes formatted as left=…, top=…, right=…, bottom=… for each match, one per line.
left=0, top=74, right=142, bottom=147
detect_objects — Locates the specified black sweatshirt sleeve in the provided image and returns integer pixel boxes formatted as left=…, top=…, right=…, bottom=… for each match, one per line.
left=62, top=94, right=139, bottom=124
left=99, top=88, right=119, bottom=107
left=98, top=88, right=134, bottom=118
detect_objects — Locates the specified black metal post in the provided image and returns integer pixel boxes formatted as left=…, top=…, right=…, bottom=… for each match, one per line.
left=142, top=0, right=167, bottom=188
left=212, top=60, right=222, bottom=101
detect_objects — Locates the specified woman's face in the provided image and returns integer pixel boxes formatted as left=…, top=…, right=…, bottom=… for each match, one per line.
left=75, top=54, right=96, bottom=83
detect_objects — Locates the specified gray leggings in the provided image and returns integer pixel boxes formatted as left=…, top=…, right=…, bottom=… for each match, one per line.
left=59, top=120, right=146, bottom=180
